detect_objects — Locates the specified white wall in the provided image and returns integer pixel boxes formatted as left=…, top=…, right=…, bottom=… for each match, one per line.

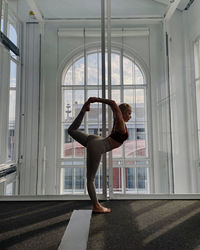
left=19, top=23, right=40, bottom=195
left=17, top=2, right=200, bottom=195
left=42, top=23, right=58, bottom=194
left=149, top=23, right=170, bottom=193
left=182, top=0, right=200, bottom=193
left=38, top=21, right=168, bottom=195
left=166, top=3, right=200, bottom=193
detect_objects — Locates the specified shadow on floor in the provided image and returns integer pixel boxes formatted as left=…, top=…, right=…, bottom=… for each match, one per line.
left=87, top=200, right=200, bottom=250
left=0, top=200, right=91, bottom=250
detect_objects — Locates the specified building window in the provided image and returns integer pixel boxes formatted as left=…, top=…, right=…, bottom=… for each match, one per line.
left=60, top=48, right=149, bottom=195
left=194, top=38, right=200, bottom=158
left=8, top=60, right=17, bottom=161
left=0, top=2, right=20, bottom=164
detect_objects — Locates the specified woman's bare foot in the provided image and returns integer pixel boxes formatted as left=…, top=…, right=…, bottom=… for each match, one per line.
left=93, top=203, right=111, bottom=213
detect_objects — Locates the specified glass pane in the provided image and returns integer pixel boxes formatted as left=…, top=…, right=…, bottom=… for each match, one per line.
left=126, top=168, right=135, bottom=191
left=8, top=21, right=17, bottom=46
left=123, top=56, right=132, bottom=85
left=10, top=60, right=17, bottom=88
left=136, top=125, right=146, bottom=157
left=98, top=52, right=108, bottom=85
left=6, top=182, right=15, bottom=195
left=124, top=138, right=136, bottom=158
left=8, top=91, right=16, bottom=117
left=1, top=17, right=3, bottom=33
left=112, top=146, right=122, bottom=158
left=63, top=123, right=73, bottom=158
left=64, top=90, right=84, bottom=121
left=63, top=66, right=72, bottom=85
left=74, top=141, right=85, bottom=158
left=95, top=165, right=103, bottom=194
left=63, top=90, right=85, bottom=158
left=124, top=89, right=135, bottom=120
left=63, top=90, right=72, bottom=121
left=124, top=89, right=136, bottom=158
left=63, top=168, right=72, bottom=193
left=135, top=64, right=144, bottom=85
left=137, top=168, right=148, bottom=191
left=88, top=89, right=102, bottom=130
left=75, top=168, right=85, bottom=193
left=111, top=53, right=120, bottom=85
left=1, top=1, right=4, bottom=32
left=105, top=52, right=108, bottom=85
left=125, top=167, right=148, bottom=193
left=8, top=90, right=16, bottom=161
left=88, top=53, right=98, bottom=85
left=98, top=51, right=102, bottom=86
left=136, top=89, right=145, bottom=122
left=111, top=89, right=120, bottom=104
left=113, top=167, right=122, bottom=193
left=74, top=57, right=84, bottom=85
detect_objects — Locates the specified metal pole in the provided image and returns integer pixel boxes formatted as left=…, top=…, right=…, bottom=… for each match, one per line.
left=83, top=28, right=88, bottom=195
left=164, top=20, right=174, bottom=194
left=107, top=0, right=113, bottom=198
left=101, top=0, right=107, bottom=197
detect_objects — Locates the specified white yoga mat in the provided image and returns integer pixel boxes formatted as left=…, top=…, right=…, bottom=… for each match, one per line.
left=58, top=210, right=92, bottom=250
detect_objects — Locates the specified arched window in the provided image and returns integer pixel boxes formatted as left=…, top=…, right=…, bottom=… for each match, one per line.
left=60, top=48, right=149, bottom=195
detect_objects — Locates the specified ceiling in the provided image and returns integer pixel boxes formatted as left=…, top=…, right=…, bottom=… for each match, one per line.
left=8, top=0, right=191, bottom=21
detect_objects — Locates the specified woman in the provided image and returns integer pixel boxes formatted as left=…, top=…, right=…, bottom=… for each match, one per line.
left=68, top=97, right=132, bottom=213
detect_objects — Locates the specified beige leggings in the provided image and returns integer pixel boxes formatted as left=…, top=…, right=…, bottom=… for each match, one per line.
left=68, top=110, right=112, bottom=204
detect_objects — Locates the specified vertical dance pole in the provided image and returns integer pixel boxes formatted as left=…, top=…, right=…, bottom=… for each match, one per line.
left=83, top=28, right=88, bottom=195
left=107, top=0, right=113, bottom=198
left=101, top=0, right=107, bottom=197
left=165, top=28, right=175, bottom=194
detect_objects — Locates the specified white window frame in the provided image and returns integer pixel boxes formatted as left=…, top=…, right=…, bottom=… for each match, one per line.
left=0, top=1, right=22, bottom=195
left=57, top=44, right=152, bottom=198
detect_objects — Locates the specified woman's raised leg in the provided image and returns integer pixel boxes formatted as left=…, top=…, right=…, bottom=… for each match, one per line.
left=67, top=102, right=90, bottom=147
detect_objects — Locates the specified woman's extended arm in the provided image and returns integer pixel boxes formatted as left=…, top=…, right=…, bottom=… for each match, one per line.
left=88, top=97, right=126, bottom=132
left=88, top=97, right=119, bottom=115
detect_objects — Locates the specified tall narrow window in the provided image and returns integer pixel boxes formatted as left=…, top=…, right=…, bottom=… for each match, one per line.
left=194, top=39, right=200, bottom=157
left=60, top=49, right=149, bottom=195
left=0, top=2, right=21, bottom=196
left=7, top=17, right=19, bottom=162
left=8, top=60, right=17, bottom=161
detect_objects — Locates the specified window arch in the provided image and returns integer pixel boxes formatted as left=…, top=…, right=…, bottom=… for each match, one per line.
left=59, top=47, right=150, bottom=195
